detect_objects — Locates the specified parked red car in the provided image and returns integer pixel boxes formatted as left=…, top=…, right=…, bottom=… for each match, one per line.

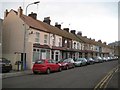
left=32, top=59, right=62, bottom=74
left=58, top=58, right=75, bottom=70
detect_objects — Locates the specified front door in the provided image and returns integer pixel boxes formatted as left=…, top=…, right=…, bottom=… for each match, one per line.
left=42, top=52, right=46, bottom=59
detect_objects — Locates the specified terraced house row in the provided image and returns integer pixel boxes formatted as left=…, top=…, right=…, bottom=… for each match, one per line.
left=2, top=7, right=115, bottom=70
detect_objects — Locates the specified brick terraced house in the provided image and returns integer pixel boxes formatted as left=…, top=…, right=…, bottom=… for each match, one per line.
left=2, top=7, right=114, bottom=70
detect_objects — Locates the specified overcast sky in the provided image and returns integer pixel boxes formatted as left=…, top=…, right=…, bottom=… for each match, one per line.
left=0, top=0, right=119, bottom=44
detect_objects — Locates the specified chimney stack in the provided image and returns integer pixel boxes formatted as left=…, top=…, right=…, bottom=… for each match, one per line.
left=84, top=36, right=87, bottom=38
left=55, top=22, right=61, bottom=29
left=63, top=28, right=69, bottom=32
left=93, top=39, right=95, bottom=41
left=77, top=31, right=82, bottom=36
left=89, top=38, right=91, bottom=40
left=103, top=42, right=107, bottom=45
left=98, top=40, right=102, bottom=43
left=18, top=7, right=23, bottom=17
left=28, top=12, right=37, bottom=19
left=4, top=9, right=9, bottom=18
left=43, top=17, right=51, bottom=25
left=70, top=30, right=76, bottom=34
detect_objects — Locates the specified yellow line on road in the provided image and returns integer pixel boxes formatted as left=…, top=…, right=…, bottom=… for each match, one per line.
left=94, top=65, right=118, bottom=90
left=99, top=72, right=112, bottom=88
left=104, top=68, right=118, bottom=88
left=94, top=70, right=113, bottom=90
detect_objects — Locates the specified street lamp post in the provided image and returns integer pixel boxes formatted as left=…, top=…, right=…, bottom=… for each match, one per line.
left=23, top=1, right=40, bottom=70
left=25, top=1, right=40, bottom=16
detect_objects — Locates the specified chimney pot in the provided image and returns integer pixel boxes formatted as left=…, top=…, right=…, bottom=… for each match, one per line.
left=28, top=12, right=37, bottom=19
left=93, top=39, right=95, bottom=41
left=18, top=6, right=23, bottom=17
left=70, top=30, right=76, bottom=34
left=63, top=28, right=69, bottom=32
left=4, top=9, right=9, bottom=18
left=98, top=40, right=102, bottom=43
left=84, top=36, right=87, bottom=38
left=43, top=17, right=51, bottom=25
left=55, top=22, right=61, bottom=29
left=77, top=31, right=82, bottom=36
left=103, top=42, right=107, bottom=45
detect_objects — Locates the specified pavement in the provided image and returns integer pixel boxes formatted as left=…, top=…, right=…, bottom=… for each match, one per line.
left=2, top=69, right=33, bottom=79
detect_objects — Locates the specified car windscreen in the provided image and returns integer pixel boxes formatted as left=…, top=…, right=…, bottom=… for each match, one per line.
left=1, top=58, right=10, bottom=63
left=35, top=60, right=45, bottom=64
left=98, top=57, right=102, bottom=59
left=75, top=58, right=82, bottom=61
left=88, top=58, right=93, bottom=60
left=58, top=59, right=65, bottom=63
left=63, top=60, right=68, bottom=63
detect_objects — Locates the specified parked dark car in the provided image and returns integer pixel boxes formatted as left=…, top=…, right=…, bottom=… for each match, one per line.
left=58, top=58, right=75, bottom=70
left=74, top=58, right=87, bottom=67
left=86, top=58, right=95, bottom=64
left=32, top=59, right=62, bottom=74
left=0, top=58, right=12, bottom=73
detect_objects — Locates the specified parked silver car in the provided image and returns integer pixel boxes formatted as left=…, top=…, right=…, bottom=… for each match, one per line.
left=93, top=56, right=103, bottom=63
left=101, top=57, right=108, bottom=62
left=74, top=58, right=87, bottom=67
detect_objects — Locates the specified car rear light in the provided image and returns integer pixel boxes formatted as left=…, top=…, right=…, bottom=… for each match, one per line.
left=58, top=63, right=61, bottom=66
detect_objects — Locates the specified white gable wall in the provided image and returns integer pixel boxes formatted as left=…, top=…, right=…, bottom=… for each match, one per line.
left=3, top=10, right=31, bottom=70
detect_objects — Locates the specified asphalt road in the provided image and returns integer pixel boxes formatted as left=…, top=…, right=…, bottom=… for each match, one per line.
left=2, top=60, right=118, bottom=88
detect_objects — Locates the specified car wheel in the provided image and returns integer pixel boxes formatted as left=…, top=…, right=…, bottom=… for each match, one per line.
left=7, top=70, right=11, bottom=72
left=58, top=67, right=62, bottom=72
left=73, top=64, right=75, bottom=68
left=33, top=71, right=38, bottom=74
left=66, top=66, right=69, bottom=70
left=46, top=68, right=50, bottom=74
left=80, top=63, right=82, bottom=67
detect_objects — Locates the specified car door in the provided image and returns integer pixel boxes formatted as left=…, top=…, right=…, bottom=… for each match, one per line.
left=82, top=59, right=86, bottom=65
left=69, top=59, right=73, bottom=68
left=51, top=60, right=59, bottom=71
left=47, top=60, right=54, bottom=71
left=67, top=60, right=71, bottom=68
left=80, top=59, right=84, bottom=65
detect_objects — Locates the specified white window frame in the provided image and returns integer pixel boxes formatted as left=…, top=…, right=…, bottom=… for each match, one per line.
left=77, top=42, right=80, bottom=49
left=58, top=38, right=61, bottom=47
left=44, top=34, right=48, bottom=44
left=35, top=32, right=40, bottom=43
